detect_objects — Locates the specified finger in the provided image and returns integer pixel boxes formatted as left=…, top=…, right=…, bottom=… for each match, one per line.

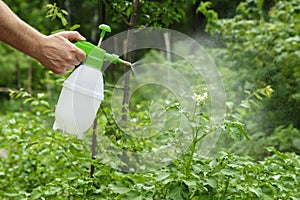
left=51, top=60, right=75, bottom=74
left=65, top=64, right=75, bottom=71
left=59, top=31, right=86, bottom=41
left=67, top=59, right=80, bottom=67
left=75, top=48, right=86, bottom=62
left=61, top=49, right=84, bottom=66
left=56, top=66, right=74, bottom=75
left=51, top=67, right=66, bottom=75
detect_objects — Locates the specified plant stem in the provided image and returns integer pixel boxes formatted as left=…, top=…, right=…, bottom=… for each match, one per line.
left=185, top=103, right=198, bottom=176
left=90, top=117, right=97, bottom=178
left=185, top=136, right=198, bottom=176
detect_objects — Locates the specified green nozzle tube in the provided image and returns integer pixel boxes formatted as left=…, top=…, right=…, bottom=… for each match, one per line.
left=104, top=53, right=132, bottom=67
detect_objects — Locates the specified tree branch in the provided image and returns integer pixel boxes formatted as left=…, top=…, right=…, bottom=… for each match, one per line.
left=129, top=0, right=139, bottom=28
left=0, top=87, right=11, bottom=93
left=121, top=14, right=131, bottom=27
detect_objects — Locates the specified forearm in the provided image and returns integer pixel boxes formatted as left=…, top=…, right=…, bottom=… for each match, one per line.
left=0, top=0, right=45, bottom=59
left=0, top=1, right=86, bottom=74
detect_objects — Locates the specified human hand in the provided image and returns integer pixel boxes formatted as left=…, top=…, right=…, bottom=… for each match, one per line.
left=37, top=31, right=86, bottom=74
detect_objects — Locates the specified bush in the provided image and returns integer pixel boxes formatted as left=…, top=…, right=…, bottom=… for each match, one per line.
left=0, top=100, right=299, bottom=199
left=200, top=0, right=300, bottom=133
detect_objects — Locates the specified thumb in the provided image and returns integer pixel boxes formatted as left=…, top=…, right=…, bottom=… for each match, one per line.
left=58, top=31, right=86, bottom=41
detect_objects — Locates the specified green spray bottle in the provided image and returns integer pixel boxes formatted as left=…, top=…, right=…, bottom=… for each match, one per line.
left=53, top=24, right=130, bottom=138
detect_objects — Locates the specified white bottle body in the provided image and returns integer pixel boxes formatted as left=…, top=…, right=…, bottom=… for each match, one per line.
left=53, top=64, right=104, bottom=138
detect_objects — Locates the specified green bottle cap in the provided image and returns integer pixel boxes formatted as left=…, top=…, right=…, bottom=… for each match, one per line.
left=85, top=48, right=106, bottom=69
left=75, top=41, right=105, bottom=69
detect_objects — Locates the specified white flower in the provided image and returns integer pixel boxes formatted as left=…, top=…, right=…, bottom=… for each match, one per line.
left=192, top=92, right=208, bottom=105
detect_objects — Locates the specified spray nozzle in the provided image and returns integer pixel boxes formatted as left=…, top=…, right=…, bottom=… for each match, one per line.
left=120, top=60, right=132, bottom=67
left=74, top=24, right=131, bottom=69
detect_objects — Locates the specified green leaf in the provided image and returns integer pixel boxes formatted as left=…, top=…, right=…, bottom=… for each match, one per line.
left=18, top=191, right=30, bottom=197
left=4, top=193, right=19, bottom=197
left=254, top=93, right=263, bottom=100
left=36, top=93, right=44, bottom=99
left=167, top=182, right=189, bottom=200
left=29, top=190, right=42, bottom=200
left=225, top=121, right=251, bottom=141
left=109, top=185, right=131, bottom=194
left=249, top=187, right=262, bottom=197
left=220, top=168, right=237, bottom=176
left=183, top=179, right=197, bottom=188
left=70, top=24, right=80, bottom=31
left=61, top=17, right=68, bottom=27
left=23, top=97, right=34, bottom=104
left=156, top=172, right=170, bottom=181
left=293, top=138, right=300, bottom=150
left=205, top=178, right=217, bottom=188
left=44, top=186, right=61, bottom=196
left=61, top=9, right=69, bottom=16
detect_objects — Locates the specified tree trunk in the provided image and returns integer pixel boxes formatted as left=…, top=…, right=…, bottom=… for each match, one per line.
left=121, top=0, right=139, bottom=121
left=90, top=0, right=106, bottom=179
left=0, top=88, right=10, bottom=93
left=163, top=32, right=171, bottom=85
left=64, top=0, right=71, bottom=28
left=45, top=72, right=51, bottom=103
left=90, top=117, right=97, bottom=178
left=27, top=59, right=33, bottom=111
left=16, top=56, right=22, bottom=111
left=27, top=59, right=32, bottom=95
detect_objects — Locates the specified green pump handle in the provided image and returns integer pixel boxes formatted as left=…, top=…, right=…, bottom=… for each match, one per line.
left=74, top=40, right=126, bottom=70
left=73, top=24, right=131, bottom=70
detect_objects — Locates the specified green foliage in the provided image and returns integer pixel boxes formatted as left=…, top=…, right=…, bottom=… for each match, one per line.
left=45, top=3, right=69, bottom=27
left=0, top=73, right=285, bottom=199
left=9, top=89, right=54, bottom=117
left=199, top=0, right=300, bottom=159
left=0, top=42, right=47, bottom=113
left=45, top=3, right=81, bottom=32
left=200, top=0, right=300, bottom=132
left=0, top=111, right=91, bottom=199
left=197, top=1, right=218, bottom=21
left=226, top=86, right=274, bottom=125
left=0, top=45, right=29, bottom=88
left=1, top=108, right=299, bottom=199
left=229, top=124, right=300, bottom=160
left=106, top=0, right=186, bottom=28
